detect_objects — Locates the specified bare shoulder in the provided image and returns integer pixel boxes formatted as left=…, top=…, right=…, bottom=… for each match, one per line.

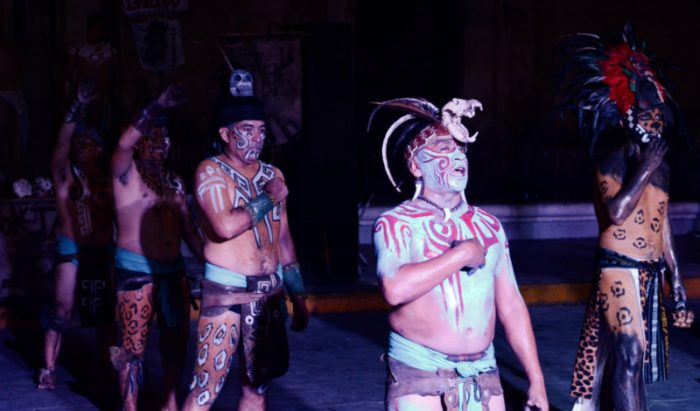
left=375, top=201, right=425, bottom=227
left=471, top=205, right=507, bottom=242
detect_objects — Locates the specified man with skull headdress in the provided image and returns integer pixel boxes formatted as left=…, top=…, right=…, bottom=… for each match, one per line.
left=557, top=24, right=694, bottom=411
left=110, top=84, right=204, bottom=411
left=38, top=82, right=115, bottom=391
left=182, top=70, right=309, bottom=410
left=370, top=98, right=548, bottom=411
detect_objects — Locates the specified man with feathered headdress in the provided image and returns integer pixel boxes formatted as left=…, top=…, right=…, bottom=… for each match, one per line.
left=370, top=98, right=548, bottom=410
left=557, top=23, right=694, bottom=411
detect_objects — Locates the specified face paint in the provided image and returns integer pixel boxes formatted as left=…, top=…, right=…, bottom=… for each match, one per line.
left=136, top=127, right=171, bottom=164
left=630, top=106, right=664, bottom=144
left=70, top=135, right=102, bottom=169
left=414, top=135, right=468, bottom=194
left=231, top=120, right=266, bottom=161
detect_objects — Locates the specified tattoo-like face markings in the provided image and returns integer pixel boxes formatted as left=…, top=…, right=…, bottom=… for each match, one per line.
left=613, top=228, right=627, bottom=241
left=136, top=126, right=171, bottom=165
left=633, top=237, right=648, bottom=249
left=414, top=134, right=468, bottom=194
left=212, top=157, right=281, bottom=248
left=231, top=120, right=266, bottom=161
left=374, top=204, right=502, bottom=330
left=610, top=281, right=626, bottom=298
left=197, top=166, right=227, bottom=213
left=616, top=307, right=633, bottom=328
left=627, top=105, right=665, bottom=144
left=633, top=209, right=645, bottom=224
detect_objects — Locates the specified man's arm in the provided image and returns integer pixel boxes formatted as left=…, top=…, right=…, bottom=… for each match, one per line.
left=178, top=180, right=205, bottom=263
left=277, top=198, right=309, bottom=331
left=603, top=138, right=667, bottom=225
left=193, top=161, right=289, bottom=241
left=493, top=242, right=548, bottom=410
left=51, top=83, right=97, bottom=182
left=374, top=215, right=484, bottom=306
left=662, top=212, right=695, bottom=327
left=111, top=126, right=141, bottom=184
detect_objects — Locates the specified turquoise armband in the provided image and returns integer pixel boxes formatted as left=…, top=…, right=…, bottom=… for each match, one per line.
left=244, top=192, right=275, bottom=225
left=282, top=262, right=306, bottom=296
left=64, top=100, right=86, bottom=124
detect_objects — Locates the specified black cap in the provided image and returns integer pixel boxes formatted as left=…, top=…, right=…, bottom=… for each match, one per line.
left=217, top=96, right=265, bottom=127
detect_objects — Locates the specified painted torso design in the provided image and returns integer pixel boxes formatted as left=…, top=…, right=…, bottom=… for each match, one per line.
left=209, top=157, right=281, bottom=249
left=595, top=154, right=669, bottom=261
left=374, top=201, right=512, bottom=353
left=58, top=165, right=113, bottom=246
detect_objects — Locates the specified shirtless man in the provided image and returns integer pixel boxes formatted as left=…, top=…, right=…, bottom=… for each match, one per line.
left=371, top=97, right=548, bottom=411
left=110, top=85, right=203, bottom=411
left=182, top=93, right=309, bottom=410
left=39, top=83, right=114, bottom=389
left=557, top=25, right=695, bottom=411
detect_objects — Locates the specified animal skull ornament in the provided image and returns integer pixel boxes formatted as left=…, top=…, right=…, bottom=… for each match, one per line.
left=229, top=69, right=254, bottom=97
left=441, top=98, right=483, bottom=143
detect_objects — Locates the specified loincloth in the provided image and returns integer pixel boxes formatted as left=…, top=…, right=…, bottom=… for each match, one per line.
left=56, top=234, right=114, bottom=326
left=114, top=247, right=186, bottom=329
left=201, top=262, right=289, bottom=386
left=570, top=248, right=669, bottom=399
left=385, top=331, right=502, bottom=411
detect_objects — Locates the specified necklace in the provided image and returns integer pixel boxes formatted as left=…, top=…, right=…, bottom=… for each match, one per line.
left=417, top=196, right=464, bottom=222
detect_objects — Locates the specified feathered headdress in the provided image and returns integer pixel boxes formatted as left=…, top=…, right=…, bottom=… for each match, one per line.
left=556, top=23, right=682, bottom=152
left=367, top=97, right=482, bottom=195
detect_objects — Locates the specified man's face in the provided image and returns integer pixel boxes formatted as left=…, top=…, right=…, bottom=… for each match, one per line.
left=70, top=134, right=102, bottom=168
left=412, top=131, right=468, bottom=194
left=136, top=127, right=171, bottom=165
left=223, top=120, right=266, bottom=162
left=631, top=106, right=665, bottom=144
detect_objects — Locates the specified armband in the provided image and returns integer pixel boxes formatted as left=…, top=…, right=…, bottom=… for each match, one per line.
left=131, top=101, right=164, bottom=134
left=64, top=100, right=86, bottom=124
left=282, top=262, right=306, bottom=296
left=244, top=192, right=275, bottom=225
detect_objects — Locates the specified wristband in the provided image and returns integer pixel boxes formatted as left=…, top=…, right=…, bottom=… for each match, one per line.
left=282, top=262, right=306, bottom=296
left=64, top=100, right=86, bottom=124
left=132, top=101, right=164, bottom=134
left=244, top=192, right=275, bottom=225
left=675, top=301, right=687, bottom=311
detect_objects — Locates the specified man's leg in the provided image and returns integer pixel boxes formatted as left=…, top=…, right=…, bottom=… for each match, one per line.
left=157, top=278, right=191, bottom=411
left=182, top=309, right=241, bottom=411
left=599, top=268, right=647, bottom=411
left=388, top=395, right=442, bottom=411
left=114, top=283, right=155, bottom=411
left=40, top=261, right=78, bottom=389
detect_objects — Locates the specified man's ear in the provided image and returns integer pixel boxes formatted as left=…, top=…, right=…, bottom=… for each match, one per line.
left=219, top=127, right=230, bottom=143
left=408, top=157, right=421, bottom=178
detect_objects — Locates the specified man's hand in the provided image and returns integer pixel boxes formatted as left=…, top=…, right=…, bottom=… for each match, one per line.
left=290, top=295, right=309, bottom=332
left=76, top=80, right=99, bottom=104
left=156, top=83, right=188, bottom=108
left=671, top=275, right=694, bottom=328
left=452, top=238, right=485, bottom=269
left=525, top=382, right=549, bottom=411
left=639, top=137, right=667, bottom=174
left=264, top=177, right=289, bottom=204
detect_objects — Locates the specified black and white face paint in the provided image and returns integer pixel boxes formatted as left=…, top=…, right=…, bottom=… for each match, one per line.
left=231, top=120, right=266, bottom=161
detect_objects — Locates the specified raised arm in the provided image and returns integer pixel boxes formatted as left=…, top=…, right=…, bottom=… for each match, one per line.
left=662, top=211, right=695, bottom=327
left=493, top=240, right=548, bottom=410
left=51, top=83, right=98, bottom=182
left=112, top=84, right=187, bottom=182
left=603, top=139, right=667, bottom=225
left=374, top=215, right=484, bottom=306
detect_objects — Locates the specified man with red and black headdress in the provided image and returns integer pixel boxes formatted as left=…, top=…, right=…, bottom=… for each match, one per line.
left=558, top=23, right=694, bottom=411
left=370, top=98, right=548, bottom=411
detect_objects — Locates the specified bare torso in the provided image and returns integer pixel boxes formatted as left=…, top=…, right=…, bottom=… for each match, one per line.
left=595, top=149, right=669, bottom=260
left=376, top=201, right=508, bottom=354
left=113, top=161, right=185, bottom=263
left=54, top=165, right=113, bottom=247
left=197, top=156, right=281, bottom=275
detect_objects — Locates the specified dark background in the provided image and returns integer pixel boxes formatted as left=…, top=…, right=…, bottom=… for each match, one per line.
left=2, top=0, right=700, bottom=282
